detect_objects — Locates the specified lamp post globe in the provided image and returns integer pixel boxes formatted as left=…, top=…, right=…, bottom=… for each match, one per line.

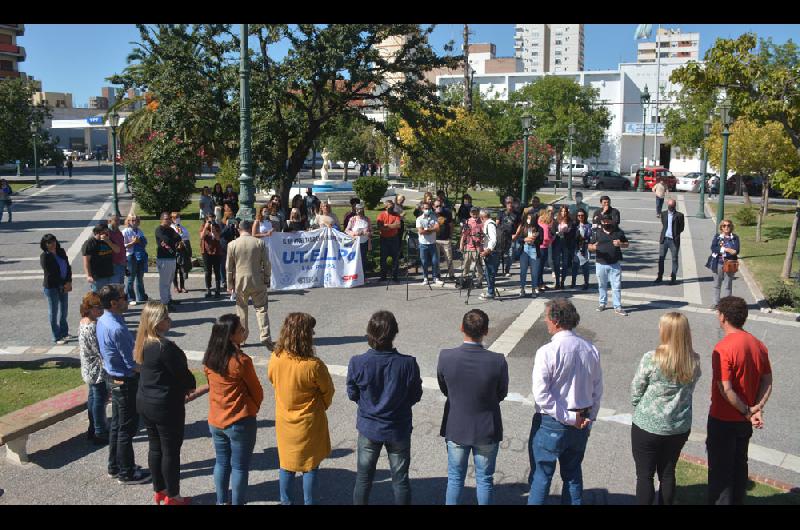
left=567, top=123, right=576, bottom=201
left=520, top=113, right=532, bottom=206
left=638, top=85, right=650, bottom=192
left=30, top=121, right=40, bottom=188
left=717, top=96, right=733, bottom=226
left=109, top=110, right=121, bottom=217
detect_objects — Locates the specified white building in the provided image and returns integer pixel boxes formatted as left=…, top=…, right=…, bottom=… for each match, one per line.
left=435, top=60, right=709, bottom=176
left=514, top=24, right=584, bottom=73
left=637, top=27, right=700, bottom=64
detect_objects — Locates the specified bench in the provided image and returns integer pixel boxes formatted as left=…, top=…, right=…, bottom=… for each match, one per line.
left=0, top=386, right=88, bottom=465
left=0, top=384, right=210, bottom=466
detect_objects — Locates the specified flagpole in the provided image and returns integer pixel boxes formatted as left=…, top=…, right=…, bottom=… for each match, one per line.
left=653, top=24, right=661, bottom=166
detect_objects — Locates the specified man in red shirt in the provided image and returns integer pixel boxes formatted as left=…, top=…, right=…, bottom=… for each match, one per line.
left=707, top=296, right=773, bottom=505
left=376, top=199, right=402, bottom=281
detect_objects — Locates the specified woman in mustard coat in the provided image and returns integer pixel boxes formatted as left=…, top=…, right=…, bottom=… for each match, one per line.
left=268, top=312, right=334, bottom=505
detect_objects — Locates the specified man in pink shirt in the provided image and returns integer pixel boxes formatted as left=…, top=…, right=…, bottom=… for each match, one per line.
left=528, top=298, right=603, bottom=505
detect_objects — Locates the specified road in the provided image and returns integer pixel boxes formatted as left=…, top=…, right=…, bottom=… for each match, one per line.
left=1, top=175, right=798, bottom=504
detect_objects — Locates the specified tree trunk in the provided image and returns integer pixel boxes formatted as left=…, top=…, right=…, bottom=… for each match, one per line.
left=781, top=201, right=800, bottom=280
left=755, top=177, right=767, bottom=242
left=343, top=165, right=349, bottom=182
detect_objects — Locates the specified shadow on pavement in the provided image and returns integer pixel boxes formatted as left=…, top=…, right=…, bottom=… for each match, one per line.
left=314, top=335, right=367, bottom=347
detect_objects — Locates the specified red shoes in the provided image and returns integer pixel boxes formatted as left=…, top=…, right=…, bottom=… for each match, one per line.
left=164, top=496, right=192, bottom=505
left=154, top=490, right=167, bottom=505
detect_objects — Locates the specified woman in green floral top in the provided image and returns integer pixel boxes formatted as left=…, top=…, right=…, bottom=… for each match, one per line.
left=630, top=312, right=701, bottom=505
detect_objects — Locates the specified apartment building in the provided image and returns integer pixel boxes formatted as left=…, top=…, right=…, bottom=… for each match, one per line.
left=514, top=24, right=584, bottom=73
left=637, top=27, right=699, bottom=64
left=32, top=91, right=73, bottom=108
left=0, top=24, right=27, bottom=81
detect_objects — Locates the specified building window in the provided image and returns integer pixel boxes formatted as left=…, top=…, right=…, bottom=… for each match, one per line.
left=555, top=59, right=562, bottom=65
left=555, top=39, right=562, bottom=45
left=555, top=51, right=562, bottom=56
left=532, top=52, right=538, bottom=56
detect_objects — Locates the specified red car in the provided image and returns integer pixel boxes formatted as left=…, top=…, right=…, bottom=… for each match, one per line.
left=633, top=167, right=678, bottom=191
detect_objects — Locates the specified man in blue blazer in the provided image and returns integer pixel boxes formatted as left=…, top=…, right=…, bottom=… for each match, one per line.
left=437, top=309, right=509, bottom=505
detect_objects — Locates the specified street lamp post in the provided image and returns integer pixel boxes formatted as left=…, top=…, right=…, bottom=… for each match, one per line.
left=567, top=123, right=575, bottom=201
left=238, top=23, right=255, bottom=221
left=717, top=96, right=733, bottom=226
left=520, top=114, right=532, bottom=206
left=109, top=110, right=121, bottom=217
left=638, top=85, right=650, bottom=192
left=695, top=119, right=711, bottom=219
left=30, top=122, right=40, bottom=188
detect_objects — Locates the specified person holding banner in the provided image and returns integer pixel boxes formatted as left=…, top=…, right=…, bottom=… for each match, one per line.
left=346, top=204, right=372, bottom=276
left=252, top=205, right=274, bottom=287
left=226, top=220, right=274, bottom=351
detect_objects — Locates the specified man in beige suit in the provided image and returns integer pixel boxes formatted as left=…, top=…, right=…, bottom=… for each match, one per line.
left=226, top=219, right=274, bottom=350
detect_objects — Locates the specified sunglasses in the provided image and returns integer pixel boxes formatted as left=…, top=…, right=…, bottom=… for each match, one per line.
left=721, top=223, right=732, bottom=227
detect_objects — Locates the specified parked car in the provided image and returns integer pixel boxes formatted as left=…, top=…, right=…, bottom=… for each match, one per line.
left=335, top=159, right=358, bottom=169
left=302, top=154, right=325, bottom=169
left=585, top=170, right=631, bottom=190
left=632, top=167, right=678, bottom=191
left=675, top=172, right=709, bottom=193
left=564, top=162, right=591, bottom=177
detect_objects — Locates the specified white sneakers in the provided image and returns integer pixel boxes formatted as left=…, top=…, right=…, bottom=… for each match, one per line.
left=434, top=279, right=445, bottom=286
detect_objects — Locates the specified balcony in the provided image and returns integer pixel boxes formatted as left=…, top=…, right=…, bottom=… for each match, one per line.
left=0, top=24, right=24, bottom=35
left=0, top=69, right=20, bottom=78
left=0, top=44, right=25, bottom=59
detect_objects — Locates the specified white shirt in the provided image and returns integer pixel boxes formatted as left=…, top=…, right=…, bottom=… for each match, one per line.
left=482, top=219, right=497, bottom=251
left=416, top=214, right=437, bottom=245
left=171, top=223, right=190, bottom=241
left=347, top=216, right=371, bottom=244
left=532, top=330, right=603, bottom=425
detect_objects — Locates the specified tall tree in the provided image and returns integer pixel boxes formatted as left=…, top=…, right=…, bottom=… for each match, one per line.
left=319, top=113, right=371, bottom=181
left=247, top=24, right=459, bottom=207
left=509, top=76, right=611, bottom=179
left=771, top=170, right=800, bottom=279
left=670, top=33, right=800, bottom=157
left=0, top=79, right=50, bottom=166
left=705, top=119, right=800, bottom=241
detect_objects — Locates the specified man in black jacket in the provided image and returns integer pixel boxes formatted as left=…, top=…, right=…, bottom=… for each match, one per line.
left=436, top=309, right=509, bottom=505
left=656, top=198, right=685, bottom=285
left=591, top=195, right=621, bottom=228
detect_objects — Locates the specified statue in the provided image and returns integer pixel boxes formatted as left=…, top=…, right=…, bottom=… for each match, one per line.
left=320, top=147, right=330, bottom=181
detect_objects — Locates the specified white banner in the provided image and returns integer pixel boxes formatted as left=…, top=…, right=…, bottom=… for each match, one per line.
left=267, top=227, right=364, bottom=290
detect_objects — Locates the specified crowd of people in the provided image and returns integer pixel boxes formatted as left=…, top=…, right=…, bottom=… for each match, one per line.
left=28, top=182, right=774, bottom=505
left=65, top=289, right=772, bottom=506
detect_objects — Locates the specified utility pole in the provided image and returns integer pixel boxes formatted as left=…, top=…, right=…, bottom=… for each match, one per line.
left=463, top=24, right=472, bottom=112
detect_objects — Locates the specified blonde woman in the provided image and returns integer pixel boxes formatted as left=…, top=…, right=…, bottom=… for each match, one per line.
left=122, top=213, right=148, bottom=304
left=630, top=312, right=701, bottom=505
left=310, top=201, right=339, bottom=230
left=268, top=313, right=335, bottom=505
left=536, top=208, right=555, bottom=290
left=707, top=219, right=740, bottom=309
left=134, top=301, right=196, bottom=505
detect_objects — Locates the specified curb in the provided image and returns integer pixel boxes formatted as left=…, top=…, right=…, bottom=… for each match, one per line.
left=679, top=453, right=800, bottom=494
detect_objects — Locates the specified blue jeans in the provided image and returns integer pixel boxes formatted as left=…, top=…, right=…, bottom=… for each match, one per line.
left=43, top=287, right=69, bottom=341
left=551, top=238, right=574, bottom=285
left=572, top=251, right=590, bottom=286
left=279, top=467, right=319, bottom=505
left=419, top=243, right=439, bottom=280
left=656, top=196, right=664, bottom=216
left=536, top=246, right=550, bottom=287
left=126, top=254, right=147, bottom=302
left=107, top=375, right=140, bottom=479
left=503, top=239, right=520, bottom=274
left=354, top=433, right=411, bottom=505
left=528, top=413, right=591, bottom=505
left=209, top=416, right=257, bottom=505
left=595, top=262, right=622, bottom=309
left=445, top=440, right=499, bottom=505
left=87, top=382, right=109, bottom=437
left=519, top=245, right=540, bottom=291
left=483, top=251, right=499, bottom=297
left=0, top=200, right=11, bottom=222
left=112, top=263, right=126, bottom=286
left=91, top=275, right=113, bottom=294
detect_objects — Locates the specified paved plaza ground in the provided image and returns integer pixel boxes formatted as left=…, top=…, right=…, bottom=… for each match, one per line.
left=1, top=166, right=798, bottom=504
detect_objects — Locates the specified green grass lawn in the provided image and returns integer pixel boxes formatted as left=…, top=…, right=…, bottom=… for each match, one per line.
left=9, top=183, right=34, bottom=193
left=708, top=202, right=800, bottom=309
left=675, top=459, right=800, bottom=505
left=0, top=360, right=84, bottom=416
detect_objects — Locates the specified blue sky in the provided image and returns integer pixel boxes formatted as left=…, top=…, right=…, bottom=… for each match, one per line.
left=21, top=24, right=800, bottom=106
